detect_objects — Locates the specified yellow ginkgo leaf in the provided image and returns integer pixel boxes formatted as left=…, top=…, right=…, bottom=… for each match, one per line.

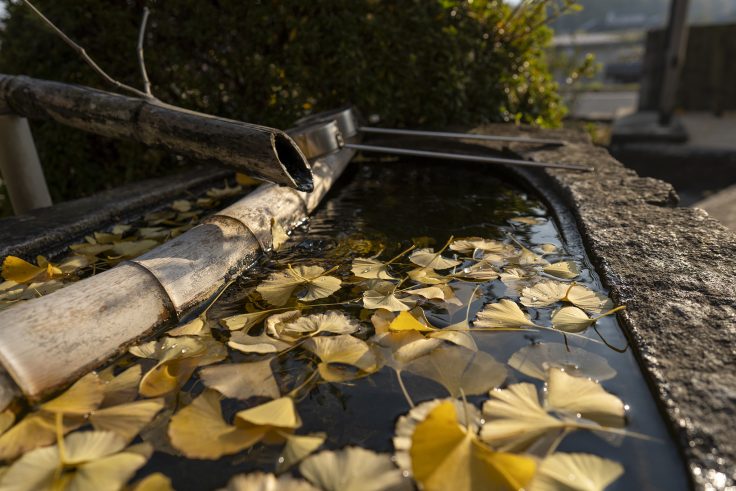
left=228, top=331, right=291, bottom=354
left=235, top=172, right=263, bottom=186
left=130, top=472, right=175, bottom=491
left=539, top=244, right=558, bottom=255
left=1, top=256, right=47, bottom=283
left=69, top=243, right=114, bottom=257
left=221, top=310, right=273, bottom=331
left=109, top=240, right=159, bottom=259
left=508, top=343, right=616, bottom=382
left=405, top=345, right=506, bottom=398
left=410, top=401, right=537, bottom=491
left=371, top=331, right=443, bottom=371
left=393, top=398, right=481, bottom=476
left=300, top=447, right=412, bottom=491
left=278, top=311, right=360, bottom=339
left=0, top=431, right=150, bottom=491
left=139, top=358, right=200, bottom=398
left=510, top=216, right=544, bottom=225
left=276, top=433, right=326, bottom=473
left=529, top=453, right=624, bottom=491
left=351, top=257, right=395, bottom=280
left=168, top=390, right=265, bottom=459
left=546, top=369, right=625, bottom=428
left=171, top=199, right=191, bottom=212
left=474, top=299, right=538, bottom=328
left=565, top=286, right=614, bottom=314
left=0, top=410, right=14, bottom=435
left=235, top=397, right=301, bottom=443
left=543, top=261, right=581, bottom=279
left=513, top=247, right=548, bottom=266
left=200, top=360, right=281, bottom=400
left=520, top=281, right=569, bottom=308
left=303, top=335, right=379, bottom=382
left=167, top=317, right=210, bottom=337
left=99, top=365, right=142, bottom=407
left=407, top=267, right=449, bottom=285
left=454, top=261, right=499, bottom=281
left=223, top=472, right=317, bottom=491
left=40, top=372, right=104, bottom=415
left=406, top=286, right=446, bottom=300
left=450, top=238, right=511, bottom=255
left=257, top=265, right=341, bottom=306
left=0, top=412, right=59, bottom=460
left=480, top=383, right=566, bottom=453
left=362, top=281, right=412, bottom=312
left=90, top=398, right=165, bottom=441
left=266, top=310, right=304, bottom=341
left=271, top=219, right=289, bottom=251
left=389, top=311, right=437, bottom=333
left=551, top=306, right=595, bottom=333
left=409, top=248, right=460, bottom=270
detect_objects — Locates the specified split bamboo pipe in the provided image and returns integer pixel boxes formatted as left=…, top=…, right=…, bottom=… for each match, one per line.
left=0, top=74, right=313, bottom=191
left=0, top=146, right=355, bottom=403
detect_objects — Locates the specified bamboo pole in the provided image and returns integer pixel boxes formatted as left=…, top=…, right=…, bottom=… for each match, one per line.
left=0, top=74, right=313, bottom=191
left=0, top=146, right=355, bottom=402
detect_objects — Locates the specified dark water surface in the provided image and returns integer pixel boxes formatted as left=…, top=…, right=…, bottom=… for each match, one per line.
left=143, top=161, right=690, bottom=490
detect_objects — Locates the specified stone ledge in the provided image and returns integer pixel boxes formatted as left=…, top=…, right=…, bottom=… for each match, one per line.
left=477, top=125, right=736, bottom=490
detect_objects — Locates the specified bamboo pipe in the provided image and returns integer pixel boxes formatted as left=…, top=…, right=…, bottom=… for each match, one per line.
left=0, top=74, right=313, bottom=191
left=0, top=146, right=355, bottom=402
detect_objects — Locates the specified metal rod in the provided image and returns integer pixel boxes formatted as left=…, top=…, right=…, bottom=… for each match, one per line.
left=359, top=126, right=565, bottom=146
left=345, top=143, right=591, bottom=171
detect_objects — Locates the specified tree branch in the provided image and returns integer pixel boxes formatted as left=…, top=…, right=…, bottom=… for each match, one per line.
left=21, top=0, right=153, bottom=100
left=137, top=7, right=153, bottom=97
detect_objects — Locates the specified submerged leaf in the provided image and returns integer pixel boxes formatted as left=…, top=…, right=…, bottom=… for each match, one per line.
left=300, top=447, right=412, bottom=491
left=405, top=345, right=506, bottom=397
left=200, top=360, right=281, bottom=400
left=474, top=300, right=537, bottom=328
left=529, top=453, right=624, bottom=491
left=410, top=401, right=536, bottom=491
left=508, top=343, right=616, bottom=382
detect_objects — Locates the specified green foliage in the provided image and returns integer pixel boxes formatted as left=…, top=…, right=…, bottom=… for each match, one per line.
left=0, top=0, right=566, bottom=201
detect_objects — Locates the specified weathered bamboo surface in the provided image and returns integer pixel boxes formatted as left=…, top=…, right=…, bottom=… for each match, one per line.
left=0, top=74, right=313, bottom=190
left=0, top=146, right=355, bottom=401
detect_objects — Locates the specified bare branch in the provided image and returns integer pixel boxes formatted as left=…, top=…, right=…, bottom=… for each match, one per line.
left=137, top=7, right=153, bottom=97
left=21, top=0, right=153, bottom=100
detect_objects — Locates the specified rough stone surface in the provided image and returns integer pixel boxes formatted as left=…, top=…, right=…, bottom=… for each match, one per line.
left=474, top=125, right=736, bottom=490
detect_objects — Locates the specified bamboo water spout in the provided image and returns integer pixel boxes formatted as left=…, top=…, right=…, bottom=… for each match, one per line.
left=0, top=146, right=355, bottom=402
left=0, top=74, right=313, bottom=191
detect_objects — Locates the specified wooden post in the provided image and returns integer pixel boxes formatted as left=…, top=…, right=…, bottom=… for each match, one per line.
left=0, top=115, right=52, bottom=213
left=0, top=74, right=313, bottom=191
left=658, top=0, right=690, bottom=126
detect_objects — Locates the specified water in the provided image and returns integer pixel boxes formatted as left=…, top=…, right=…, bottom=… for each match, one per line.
left=140, top=160, right=689, bottom=490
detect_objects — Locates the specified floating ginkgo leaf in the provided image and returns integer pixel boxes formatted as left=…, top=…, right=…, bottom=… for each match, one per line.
left=410, top=401, right=537, bottom=491
left=276, top=433, right=326, bottom=473
left=389, top=311, right=437, bottom=333
left=546, top=369, right=625, bottom=428
left=510, top=216, right=544, bottom=225
left=167, top=317, right=211, bottom=337
left=228, top=331, right=291, bottom=355
left=512, top=246, right=548, bottom=266
left=529, top=453, right=624, bottom=491
left=257, top=265, right=342, bottom=306
left=393, top=398, right=481, bottom=476
left=407, top=267, right=449, bottom=285
left=371, top=331, right=443, bottom=371
left=99, top=365, right=141, bottom=408
left=304, top=335, right=379, bottom=382
left=406, top=285, right=446, bottom=300
left=539, top=244, right=558, bottom=255
left=276, top=311, right=361, bottom=340
left=405, top=345, right=506, bottom=397
left=235, top=397, right=302, bottom=444
left=454, top=261, right=499, bottom=281
left=130, top=472, right=175, bottom=491
left=551, top=305, right=624, bottom=333
left=168, top=390, right=265, bottom=459
left=481, top=369, right=627, bottom=454
left=90, top=399, right=165, bottom=441
left=363, top=281, right=412, bottom=312
left=222, top=472, right=318, bottom=491
left=565, top=286, right=614, bottom=314
left=299, top=447, right=412, bottom=491
left=0, top=431, right=151, bottom=491
left=409, top=248, right=461, bottom=270
left=40, top=372, right=104, bottom=415
left=450, top=238, right=512, bottom=255
left=0, top=410, right=14, bottom=434
left=351, top=257, right=395, bottom=280
left=474, top=299, right=538, bottom=328
left=200, top=360, right=280, bottom=400
left=221, top=310, right=274, bottom=331
left=0, top=412, right=58, bottom=460
left=508, top=343, right=616, bottom=382
left=520, top=281, right=569, bottom=308
left=543, top=261, right=581, bottom=279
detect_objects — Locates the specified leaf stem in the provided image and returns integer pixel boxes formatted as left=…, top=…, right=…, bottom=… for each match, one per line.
left=136, top=7, right=153, bottom=97
left=395, top=370, right=415, bottom=408
left=386, top=244, right=417, bottom=265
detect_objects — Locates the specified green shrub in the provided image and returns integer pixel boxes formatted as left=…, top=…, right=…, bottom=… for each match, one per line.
left=0, top=0, right=566, bottom=202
